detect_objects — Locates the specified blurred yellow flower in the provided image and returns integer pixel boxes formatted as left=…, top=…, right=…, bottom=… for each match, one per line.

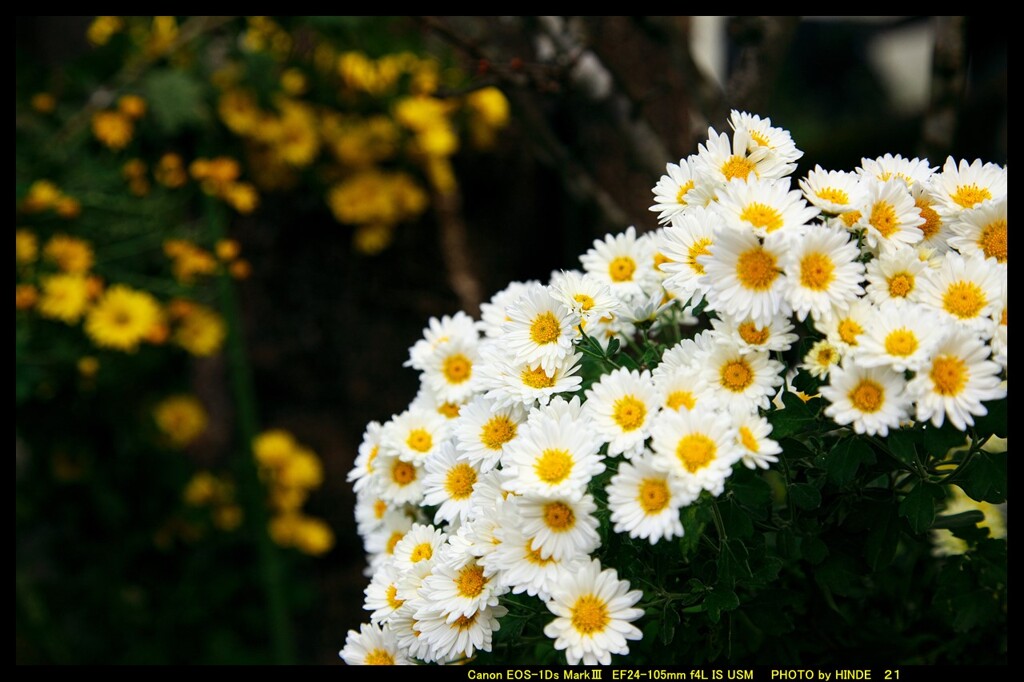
left=174, top=304, right=226, bottom=356
left=213, top=504, right=244, bottom=531
left=92, top=110, right=134, bottom=150
left=16, top=284, right=38, bottom=311
left=54, top=196, right=82, bottom=219
left=154, top=395, right=209, bottom=448
left=30, top=92, right=57, bottom=114
left=117, top=94, right=147, bottom=120
left=164, top=239, right=218, bottom=284
left=38, top=274, right=90, bottom=323
left=253, top=429, right=298, bottom=469
left=86, top=16, right=124, bottom=46
left=277, top=447, right=324, bottom=490
left=269, top=514, right=334, bottom=555
left=155, top=153, right=188, bottom=188
left=44, top=234, right=95, bottom=274
left=85, top=284, right=162, bottom=352
left=16, top=229, right=38, bottom=264
left=224, top=182, right=259, bottom=214
left=77, top=356, right=100, bottom=378
left=183, top=471, right=222, bottom=507
left=353, top=223, right=394, bottom=256
left=22, top=180, right=62, bottom=213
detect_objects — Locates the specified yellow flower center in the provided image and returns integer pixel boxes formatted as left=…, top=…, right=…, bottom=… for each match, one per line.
left=722, top=155, right=757, bottom=181
left=653, top=252, right=671, bottom=272
left=930, top=355, right=968, bottom=396
left=455, top=564, right=487, bottom=598
left=442, top=353, right=472, bottom=384
left=366, top=445, right=380, bottom=473
left=816, top=346, right=836, bottom=366
left=720, top=359, right=754, bottom=392
left=574, top=293, right=595, bottom=311
left=542, top=501, right=576, bottom=531
left=816, top=187, right=850, bottom=206
left=364, top=649, right=395, bottom=665
left=676, top=434, right=717, bottom=473
left=438, top=402, right=461, bottom=419
left=675, top=179, right=695, bottom=205
left=884, top=329, right=919, bottom=357
left=736, top=247, right=779, bottom=291
left=530, top=311, right=561, bottom=345
left=445, top=463, right=478, bottom=499
left=571, top=594, right=610, bottom=635
left=740, top=202, right=784, bottom=233
left=848, top=379, right=884, bottom=413
left=1000, top=307, right=1007, bottom=326
left=391, top=460, right=417, bottom=486
left=666, top=390, right=696, bottom=411
left=951, top=184, right=992, bottom=209
left=385, top=584, right=404, bottom=610
left=534, top=449, right=574, bottom=485
left=942, top=281, right=986, bottom=319
left=888, top=272, right=914, bottom=298
left=749, top=130, right=772, bottom=148
left=637, top=478, right=670, bottom=513
left=840, top=210, right=862, bottom=228
left=373, top=499, right=388, bottom=520
left=406, top=428, right=433, bottom=453
left=481, top=415, right=517, bottom=450
left=453, top=613, right=479, bottom=630
left=612, top=395, right=647, bottom=431
left=739, top=425, right=759, bottom=452
left=914, top=197, right=942, bottom=239
left=687, top=237, right=713, bottom=275
left=869, top=200, right=899, bottom=238
left=524, top=541, right=556, bottom=566
left=738, top=321, right=771, bottom=346
left=837, top=318, right=863, bottom=346
left=609, top=256, right=637, bottom=283
left=521, top=366, right=556, bottom=389
left=979, top=219, right=1007, bottom=263
left=385, top=531, right=404, bottom=555
left=799, top=252, right=835, bottom=291
left=409, top=542, right=433, bottom=563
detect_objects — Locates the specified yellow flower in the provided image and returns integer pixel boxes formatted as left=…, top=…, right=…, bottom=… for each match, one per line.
left=272, top=101, right=320, bottom=167
left=77, top=356, right=100, bottom=378
left=183, top=471, right=221, bottom=506
left=154, top=395, right=209, bottom=448
left=16, top=284, right=38, bottom=311
left=223, top=182, right=259, bottom=214
left=277, top=447, right=324, bottom=490
left=229, top=259, right=252, bottom=280
left=174, top=304, right=226, bottom=356
left=38, top=274, right=90, bottom=323
left=86, top=16, right=123, bottom=46
left=31, top=92, right=57, bottom=114
left=22, top=180, right=62, bottom=213
left=155, top=153, right=187, bottom=188
left=394, top=95, right=452, bottom=132
left=117, top=94, right=147, bottom=120
left=92, top=110, right=134, bottom=150
left=280, top=68, right=308, bottom=96
left=55, top=196, right=82, bottom=219
left=253, top=429, right=298, bottom=469
left=85, top=285, right=162, bottom=352
left=269, top=514, right=334, bottom=555
left=218, top=89, right=261, bottom=136
left=215, top=239, right=241, bottom=262
left=213, top=504, right=243, bottom=531
left=43, top=234, right=94, bottom=274
left=353, top=223, right=394, bottom=256
left=145, top=16, right=179, bottom=57
left=123, top=159, right=150, bottom=196
left=163, top=239, right=217, bottom=283
left=16, top=229, right=38, bottom=264
left=467, top=87, right=510, bottom=127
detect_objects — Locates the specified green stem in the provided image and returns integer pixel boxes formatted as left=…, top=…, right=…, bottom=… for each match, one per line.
left=710, top=500, right=728, bottom=545
left=208, top=198, right=294, bottom=664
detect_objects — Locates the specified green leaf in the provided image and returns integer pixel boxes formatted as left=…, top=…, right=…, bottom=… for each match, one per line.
left=887, top=429, right=918, bottom=465
left=957, top=452, right=1007, bottom=504
left=719, top=500, right=753, bottom=539
left=704, top=588, right=740, bottom=623
left=766, top=391, right=817, bottom=440
left=899, top=482, right=942, bottom=534
left=718, top=538, right=752, bottom=585
left=825, top=438, right=876, bottom=485
left=932, top=510, right=986, bottom=530
left=775, top=529, right=801, bottom=561
left=660, top=602, right=680, bottom=645
left=605, top=337, right=621, bottom=357
left=789, top=483, right=821, bottom=510
left=974, top=398, right=1007, bottom=438
left=791, top=369, right=821, bottom=396
left=921, top=422, right=967, bottom=460
left=865, top=507, right=900, bottom=570
left=140, top=69, right=209, bottom=134
left=677, top=506, right=707, bottom=557
left=729, top=470, right=772, bottom=508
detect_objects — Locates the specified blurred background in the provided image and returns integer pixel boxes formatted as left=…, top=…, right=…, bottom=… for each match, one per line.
left=15, top=16, right=1006, bottom=664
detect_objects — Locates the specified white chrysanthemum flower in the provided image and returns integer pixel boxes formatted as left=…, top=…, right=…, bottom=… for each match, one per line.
left=417, top=545, right=505, bottom=621
left=730, top=110, right=804, bottom=165
left=917, top=253, right=1003, bottom=333
left=361, top=503, right=418, bottom=555
left=452, top=396, right=525, bottom=473
left=409, top=382, right=467, bottom=422
left=489, top=522, right=582, bottom=600
left=355, top=487, right=394, bottom=540
left=857, top=153, right=935, bottom=189
left=865, top=245, right=928, bottom=305
left=857, top=301, right=941, bottom=373
left=584, top=367, right=660, bottom=458
left=926, top=156, right=1007, bottom=217
left=908, top=329, right=1007, bottom=431
left=382, top=408, right=449, bottom=464
left=711, top=312, right=798, bottom=355
left=479, top=346, right=584, bottom=409
left=729, top=407, right=782, bottom=471
left=991, top=290, right=1007, bottom=371
left=420, top=337, right=481, bottom=405
left=406, top=311, right=478, bottom=371
left=649, top=157, right=707, bottom=224
left=364, top=559, right=406, bottom=625
left=658, top=206, right=722, bottom=306
left=948, top=198, right=1007, bottom=265
left=339, top=622, right=414, bottom=665
left=502, top=286, right=579, bottom=374
left=715, top=177, right=818, bottom=238
left=816, top=298, right=873, bottom=353
left=799, top=166, right=865, bottom=214
left=526, top=394, right=587, bottom=425
left=503, top=407, right=604, bottom=499
left=653, top=331, right=716, bottom=381
left=821, top=361, right=911, bottom=437
left=478, top=280, right=544, bottom=339
left=698, top=342, right=784, bottom=412
left=856, top=179, right=926, bottom=253
left=388, top=602, right=433, bottom=662
left=783, top=224, right=865, bottom=321
left=542, top=558, right=644, bottom=666
left=908, top=183, right=951, bottom=253
left=650, top=407, right=743, bottom=497
left=549, top=269, right=621, bottom=334
left=694, top=126, right=796, bottom=185
left=414, top=604, right=507, bottom=663
left=607, top=453, right=688, bottom=543
left=800, top=339, right=841, bottom=380
left=700, top=229, right=789, bottom=325
left=375, top=450, right=425, bottom=506
left=422, top=442, right=481, bottom=525
left=580, top=226, right=656, bottom=300
left=392, top=523, right=447, bottom=579
left=654, top=365, right=704, bottom=413
left=349, top=421, right=384, bottom=493
left=517, top=493, right=601, bottom=561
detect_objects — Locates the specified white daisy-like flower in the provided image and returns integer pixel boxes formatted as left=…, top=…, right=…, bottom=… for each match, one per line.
left=355, top=487, right=394, bottom=540
left=339, top=622, right=413, bottom=665
left=580, top=226, right=655, bottom=300
left=502, top=407, right=604, bottom=499
left=364, top=559, right=406, bottom=625
left=388, top=602, right=432, bottom=663
left=694, top=126, right=796, bottom=186
left=783, top=223, right=865, bottom=321
left=908, top=329, right=1007, bottom=431
left=414, top=604, right=507, bottom=663
left=542, top=558, right=644, bottom=666
left=528, top=393, right=587, bottom=424
left=948, top=197, right=1007, bottom=265
left=729, top=110, right=804, bottom=165
left=406, top=311, right=478, bottom=371
left=821, top=361, right=911, bottom=437
left=478, top=280, right=544, bottom=339
left=607, top=452, right=688, bottom=543
left=479, top=346, right=584, bottom=410
left=420, top=337, right=481, bottom=405
left=711, top=312, right=798, bottom=355
left=856, top=179, right=926, bottom=253
left=926, top=156, right=1007, bottom=216
left=700, top=229, right=790, bottom=325
left=816, top=298, right=874, bottom=353
left=917, top=253, right=1003, bottom=333
left=652, top=331, right=716, bottom=382
left=909, top=183, right=951, bottom=253
left=452, top=396, right=525, bottom=472
left=361, top=505, right=418, bottom=556
left=650, top=406, right=743, bottom=497
left=584, top=367, right=660, bottom=458
left=857, top=153, right=935, bottom=189
left=421, top=442, right=481, bottom=525
left=649, top=157, right=706, bottom=224
left=409, top=382, right=467, bottom=422
left=653, top=365, right=704, bottom=413
left=549, top=269, right=621, bottom=334
left=991, top=290, right=1007, bottom=371
left=517, top=493, right=601, bottom=561
left=489, top=523, right=581, bottom=600
left=698, top=342, right=784, bottom=412
left=348, top=421, right=384, bottom=493
left=800, top=339, right=841, bottom=380
left=799, top=166, right=865, bottom=214
left=729, top=407, right=782, bottom=471
left=857, top=301, right=941, bottom=373
left=715, top=177, right=818, bottom=238
left=502, top=286, right=579, bottom=374
left=658, top=205, right=722, bottom=306
left=381, top=408, right=449, bottom=464
left=375, top=450, right=425, bottom=506
left=392, top=523, right=447, bottom=579
left=865, top=245, right=928, bottom=305
left=417, top=545, right=505, bottom=621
